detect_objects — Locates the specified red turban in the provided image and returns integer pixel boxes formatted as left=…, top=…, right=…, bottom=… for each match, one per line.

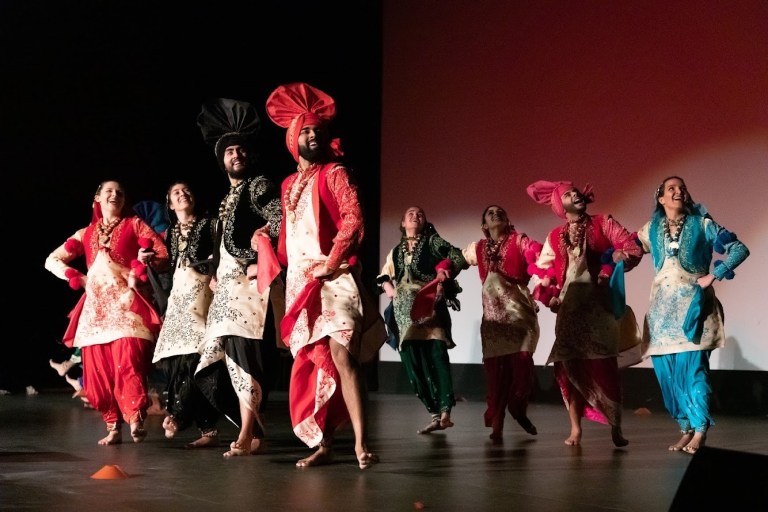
left=526, top=180, right=594, bottom=219
left=266, top=83, right=337, bottom=162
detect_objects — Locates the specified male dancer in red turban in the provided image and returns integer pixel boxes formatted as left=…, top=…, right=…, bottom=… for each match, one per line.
left=264, top=82, right=385, bottom=469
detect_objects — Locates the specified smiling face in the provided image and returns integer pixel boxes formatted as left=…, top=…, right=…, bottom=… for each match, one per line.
left=167, top=182, right=195, bottom=216
left=401, top=206, right=426, bottom=236
left=560, top=187, right=587, bottom=216
left=657, top=177, right=689, bottom=216
left=94, top=180, right=126, bottom=218
left=222, top=144, right=250, bottom=180
left=298, top=123, right=329, bottom=164
left=481, top=205, right=509, bottom=237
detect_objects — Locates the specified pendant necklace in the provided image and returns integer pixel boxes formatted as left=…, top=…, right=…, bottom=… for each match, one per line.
left=97, top=217, right=121, bottom=247
left=175, top=218, right=196, bottom=252
left=664, top=215, right=686, bottom=255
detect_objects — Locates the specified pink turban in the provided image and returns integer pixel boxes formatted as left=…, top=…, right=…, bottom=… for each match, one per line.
left=526, top=180, right=594, bottom=219
left=265, top=82, right=339, bottom=163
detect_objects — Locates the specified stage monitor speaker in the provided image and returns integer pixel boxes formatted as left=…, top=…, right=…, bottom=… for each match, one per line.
left=669, top=446, right=768, bottom=510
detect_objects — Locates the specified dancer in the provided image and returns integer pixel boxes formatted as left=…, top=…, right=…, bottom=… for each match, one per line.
left=379, top=206, right=466, bottom=434
left=152, top=180, right=223, bottom=448
left=527, top=180, right=642, bottom=447
left=637, top=176, right=749, bottom=454
left=45, top=179, right=168, bottom=444
left=195, top=98, right=283, bottom=457
left=462, top=204, right=542, bottom=442
left=265, top=82, right=386, bottom=469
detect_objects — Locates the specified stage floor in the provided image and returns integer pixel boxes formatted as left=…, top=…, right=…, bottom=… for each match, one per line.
left=1, top=390, right=766, bottom=511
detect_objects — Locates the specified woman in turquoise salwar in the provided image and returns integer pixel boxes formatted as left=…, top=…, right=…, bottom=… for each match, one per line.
left=637, top=176, right=749, bottom=455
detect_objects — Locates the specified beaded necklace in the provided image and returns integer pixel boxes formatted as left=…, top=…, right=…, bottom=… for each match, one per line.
left=218, top=181, right=245, bottom=223
left=399, top=233, right=424, bottom=284
left=173, top=218, right=197, bottom=252
left=97, top=217, right=121, bottom=247
left=483, top=234, right=507, bottom=270
left=562, top=214, right=587, bottom=257
left=285, top=165, right=318, bottom=223
left=663, top=215, right=686, bottom=255
left=401, top=234, right=422, bottom=256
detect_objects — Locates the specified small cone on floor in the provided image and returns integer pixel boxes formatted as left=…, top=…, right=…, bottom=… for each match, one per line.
left=91, top=464, right=129, bottom=479
left=634, top=407, right=652, bottom=415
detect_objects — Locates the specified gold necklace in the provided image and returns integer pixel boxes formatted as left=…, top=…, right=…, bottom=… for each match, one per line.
left=401, top=234, right=422, bottom=255
left=174, top=217, right=197, bottom=252
left=97, top=218, right=121, bottom=247
left=218, top=181, right=244, bottom=223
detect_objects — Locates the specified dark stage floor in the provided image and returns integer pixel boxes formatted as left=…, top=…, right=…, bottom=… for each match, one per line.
left=1, top=389, right=766, bottom=512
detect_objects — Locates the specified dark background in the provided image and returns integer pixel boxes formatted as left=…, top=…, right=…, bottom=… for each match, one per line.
left=2, top=1, right=382, bottom=391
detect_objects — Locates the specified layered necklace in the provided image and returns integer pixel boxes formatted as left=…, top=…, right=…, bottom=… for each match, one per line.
left=401, top=234, right=422, bottom=256
left=218, top=181, right=245, bottom=224
left=483, top=234, right=507, bottom=270
left=664, top=215, right=686, bottom=255
left=562, top=214, right=587, bottom=257
left=173, top=218, right=197, bottom=252
left=285, top=165, right=318, bottom=223
left=97, top=217, right=121, bottom=247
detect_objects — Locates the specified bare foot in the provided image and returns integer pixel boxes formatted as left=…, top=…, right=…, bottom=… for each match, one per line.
left=185, top=431, right=219, bottom=449
left=417, top=418, right=444, bottom=434
left=49, top=359, right=74, bottom=377
left=162, top=416, right=178, bottom=439
left=440, top=413, right=454, bottom=429
left=682, top=432, right=706, bottom=455
left=130, top=421, right=147, bottom=443
left=223, top=443, right=247, bottom=457
left=489, top=430, right=503, bottom=443
left=516, top=416, right=538, bottom=435
left=65, top=375, right=82, bottom=393
left=669, top=432, right=694, bottom=451
left=296, top=445, right=334, bottom=468
left=356, top=450, right=379, bottom=470
left=611, top=426, right=629, bottom=447
left=98, top=427, right=122, bottom=446
left=564, top=430, right=582, bottom=446
left=224, top=434, right=254, bottom=457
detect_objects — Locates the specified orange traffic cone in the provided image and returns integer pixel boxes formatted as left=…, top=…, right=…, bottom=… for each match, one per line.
left=91, top=464, right=129, bottom=479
